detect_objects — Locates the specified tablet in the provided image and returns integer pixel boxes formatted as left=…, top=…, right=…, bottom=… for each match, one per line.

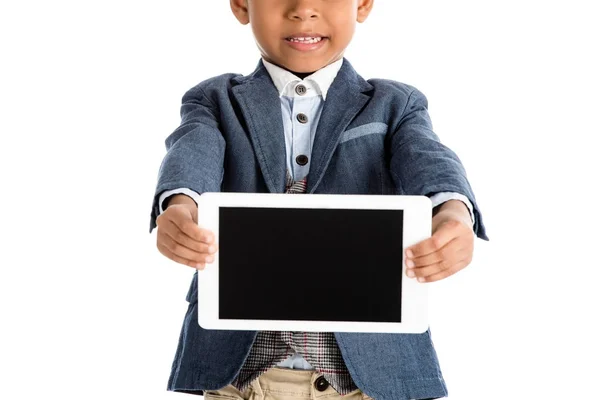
left=196, top=193, right=431, bottom=334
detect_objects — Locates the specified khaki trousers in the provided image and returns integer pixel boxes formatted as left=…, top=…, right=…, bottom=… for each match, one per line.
left=204, top=367, right=373, bottom=400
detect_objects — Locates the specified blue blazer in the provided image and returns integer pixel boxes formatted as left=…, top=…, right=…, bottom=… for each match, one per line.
left=150, top=59, right=488, bottom=400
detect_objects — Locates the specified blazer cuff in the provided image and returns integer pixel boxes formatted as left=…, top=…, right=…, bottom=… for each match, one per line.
left=158, top=188, right=202, bottom=215
left=429, top=192, right=475, bottom=226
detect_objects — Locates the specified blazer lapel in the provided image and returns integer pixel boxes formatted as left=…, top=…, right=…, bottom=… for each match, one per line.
left=232, top=62, right=287, bottom=193
left=306, top=59, right=373, bottom=193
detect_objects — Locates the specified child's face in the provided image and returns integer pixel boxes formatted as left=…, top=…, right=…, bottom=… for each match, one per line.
left=231, top=0, right=374, bottom=74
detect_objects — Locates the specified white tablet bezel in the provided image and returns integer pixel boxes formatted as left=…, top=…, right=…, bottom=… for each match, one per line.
left=196, top=192, right=431, bottom=334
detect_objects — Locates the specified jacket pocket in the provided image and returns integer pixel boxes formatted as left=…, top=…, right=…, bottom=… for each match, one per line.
left=339, top=122, right=388, bottom=144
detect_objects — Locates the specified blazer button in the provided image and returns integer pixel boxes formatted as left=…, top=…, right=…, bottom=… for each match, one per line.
left=296, top=154, right=309, bottom=166
left=295, top=84, right=307, bottom=96
left=314, top=376, right=329, bottom=392
left=296, top=113, right=308, bottom=124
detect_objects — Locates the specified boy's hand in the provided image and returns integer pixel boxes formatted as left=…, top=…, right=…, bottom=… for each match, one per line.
left=405, top=200, right=474, bottom=283
left=155, top=198, right=217, bottom=270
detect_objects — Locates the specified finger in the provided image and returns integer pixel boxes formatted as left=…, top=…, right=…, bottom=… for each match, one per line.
left=163, top=220, right=218, bottom=255
left=160, top=231, right=216, bottom=264
left=197, top=227, right=216, bottom=245
left=406, top=238, right=464, bottom=268
left=415, top=259, right=470, bottom=283
left=157, top=242, right=207, bottom=270
left=170, top=209, right=215, bottom=244
left=406, top=220, right=462, bottom=259
left=184, top=223, right=216, bottom=245
left=407, top=253, right=461, bottom=279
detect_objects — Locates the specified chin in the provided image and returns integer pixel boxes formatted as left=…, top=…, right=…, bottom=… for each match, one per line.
left=286, top=60, right=328, bottom=74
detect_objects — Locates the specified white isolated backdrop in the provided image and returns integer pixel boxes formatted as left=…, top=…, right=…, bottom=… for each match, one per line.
left=1, top=1, right=598, bottom=399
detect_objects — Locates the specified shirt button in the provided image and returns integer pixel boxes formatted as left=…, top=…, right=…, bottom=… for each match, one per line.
left=314, top=376, right=329, bottom=392
left=295, top=84, right=307, bottom=96
left=296, top=113, right=308, bottom=124
left=296, top=154, right=309, bottom=166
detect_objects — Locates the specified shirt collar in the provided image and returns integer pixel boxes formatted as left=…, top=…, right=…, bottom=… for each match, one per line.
left=261, top=58, right=343, bottom=100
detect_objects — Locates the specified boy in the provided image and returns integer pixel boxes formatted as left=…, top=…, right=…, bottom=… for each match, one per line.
left=150, top=1, right=488, bottom=399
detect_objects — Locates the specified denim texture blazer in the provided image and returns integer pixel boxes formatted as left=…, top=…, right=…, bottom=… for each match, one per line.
left=149, top=58, right=488, bottom=400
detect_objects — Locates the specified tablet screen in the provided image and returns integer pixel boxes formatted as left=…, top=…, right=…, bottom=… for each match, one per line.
left=218, top=207, right=404, bottom=323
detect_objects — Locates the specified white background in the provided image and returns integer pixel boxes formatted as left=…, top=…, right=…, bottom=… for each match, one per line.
left=1, top=1, right=599, bottom=399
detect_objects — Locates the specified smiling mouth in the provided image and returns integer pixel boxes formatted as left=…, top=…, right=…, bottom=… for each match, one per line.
left=285, top=36, right=326, bottom=44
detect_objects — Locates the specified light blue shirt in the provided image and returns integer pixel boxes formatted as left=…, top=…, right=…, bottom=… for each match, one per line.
left=262, top=57, right=341, bottom=182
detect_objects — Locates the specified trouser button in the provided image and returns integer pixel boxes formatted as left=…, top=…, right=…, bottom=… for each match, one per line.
left=314, top=376, right=329, bottom=391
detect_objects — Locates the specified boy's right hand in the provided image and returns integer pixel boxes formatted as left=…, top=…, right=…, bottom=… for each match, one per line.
left=155, top=201, right=217, bottom=270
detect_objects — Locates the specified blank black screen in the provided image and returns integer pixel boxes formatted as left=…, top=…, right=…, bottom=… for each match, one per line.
left=219, top=207, right=404, bottom=323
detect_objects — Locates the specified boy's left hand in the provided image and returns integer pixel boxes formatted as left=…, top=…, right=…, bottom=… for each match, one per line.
left=404, top=200, right=474, bottom=283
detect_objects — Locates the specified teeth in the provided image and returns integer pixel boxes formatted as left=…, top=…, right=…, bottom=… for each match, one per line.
left=288, top=37, right=323, bottom=44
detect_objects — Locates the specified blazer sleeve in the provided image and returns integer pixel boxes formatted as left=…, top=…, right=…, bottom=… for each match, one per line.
left=389, top=87, right=488, bottom=241
left=149, top=85, right=225, bottom=233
